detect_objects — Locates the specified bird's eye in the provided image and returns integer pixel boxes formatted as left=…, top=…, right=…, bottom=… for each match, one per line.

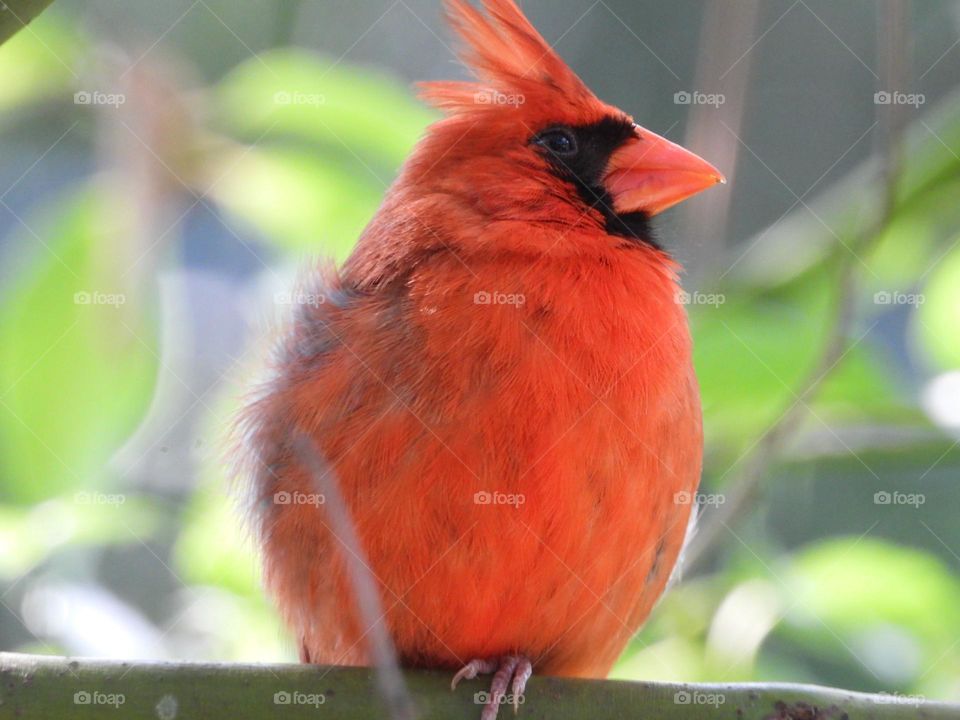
left=537, top=128, right=578, bottom=156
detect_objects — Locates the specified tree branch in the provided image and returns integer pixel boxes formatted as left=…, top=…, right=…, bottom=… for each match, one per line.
left=2, top=653, right=958, bottom=719
left=0, top=0, right=55, bottom=46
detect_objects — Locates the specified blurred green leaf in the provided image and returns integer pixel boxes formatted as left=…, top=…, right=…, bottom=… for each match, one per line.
left=787, top=537, right=960, bottom=643
left=692, top=292, right=822, bottom=448
left=864, top=215, right=936, bottom=294
left=0, top=14, right=80, bottom=114
left=0, top=188, right=158, bottom=503
left=896, top=97, right=960, bottom=215
left=174, top=481, right=260, bottom=597
left=916, top=241, right=960, bottom=370
left=731, top=89, right=960, bottom=292
left=209, top=145, right=382, bottom=257
left=693, top=273, right=906, bottom=451
left=814, top=349, right=920, bottom=426
left=209, top=48, right=434, bottom=256
left=213, top=48, right=434, bottom=168
left=777, top=537, right=960, bottom=693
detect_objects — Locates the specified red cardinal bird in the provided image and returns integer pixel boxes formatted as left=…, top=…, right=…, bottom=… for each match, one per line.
left=238, top=1, right=723, bottom=717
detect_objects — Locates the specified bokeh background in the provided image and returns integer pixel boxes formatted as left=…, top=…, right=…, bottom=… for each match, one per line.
left=1, top=0, right=959, bottom=704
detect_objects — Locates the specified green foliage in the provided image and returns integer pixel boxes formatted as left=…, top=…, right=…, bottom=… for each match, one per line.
left=208, top=49, right=435, bottom=257
left=214, top=49, right=434, bottom=167
left=174, top=480, right=259, bottom=597
left=0, top=189, right=159, bottom=504
left=787, top=538, right=960, bottom=650
left=0, top=16, right=78, bottom=115
left=916, top=243, right=960, bottom=369
left=0, top=4, right=959, bottom=704
left=208, top=145, right=382, bottom=257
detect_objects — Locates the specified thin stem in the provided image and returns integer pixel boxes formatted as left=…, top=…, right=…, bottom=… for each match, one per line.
left=685, top=0, right=911, bottom=571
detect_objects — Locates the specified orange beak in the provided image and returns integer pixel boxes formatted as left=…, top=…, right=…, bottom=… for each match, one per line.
left=604, top=127, right=725, bottom=216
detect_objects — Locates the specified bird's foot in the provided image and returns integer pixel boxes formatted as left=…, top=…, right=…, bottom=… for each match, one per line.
left=451, top=655, right=532, bottom=720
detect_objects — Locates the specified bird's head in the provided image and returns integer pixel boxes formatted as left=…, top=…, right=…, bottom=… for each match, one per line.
left=409, top=0, right=724, bottom=249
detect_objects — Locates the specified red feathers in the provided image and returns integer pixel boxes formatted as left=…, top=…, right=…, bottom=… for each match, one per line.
left=419, top=0, right=603, bottom=120
left=240, top=2, right=723, bottom=716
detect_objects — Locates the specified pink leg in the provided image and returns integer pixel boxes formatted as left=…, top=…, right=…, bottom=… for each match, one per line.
left=451, top=655, right=534, bottom=720
left=510, top=657, right=532, bottom=714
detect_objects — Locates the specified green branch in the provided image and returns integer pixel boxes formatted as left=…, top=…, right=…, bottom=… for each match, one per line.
left=2, top=653, right=958, bottom=719
left=0, top=0, right=55, bottom=46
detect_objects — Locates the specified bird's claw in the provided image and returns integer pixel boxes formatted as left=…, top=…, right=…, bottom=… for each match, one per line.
left=451, top=658, right=498, bottom=689
left=510, top=657, right=532, bottom=714
left=451, top=655, right=533, bottom=720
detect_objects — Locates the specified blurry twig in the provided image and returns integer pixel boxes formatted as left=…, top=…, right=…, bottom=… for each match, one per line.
left=292, top=434, right=417, bottom=720
left=272, top=0, right=305, bottom=46
left=682, top=0, right=761, bottom=277
left=686, top=0, right=911, bottom=571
